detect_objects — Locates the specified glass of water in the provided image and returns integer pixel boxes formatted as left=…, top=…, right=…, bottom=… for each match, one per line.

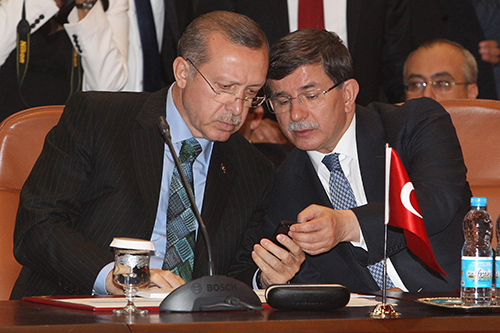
left=110, top=238, right=155, bottom=315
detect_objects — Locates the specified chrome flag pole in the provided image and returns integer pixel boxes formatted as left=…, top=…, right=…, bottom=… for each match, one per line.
left=369, top=144, right=401, bottom=318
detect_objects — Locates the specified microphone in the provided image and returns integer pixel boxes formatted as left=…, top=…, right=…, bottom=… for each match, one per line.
left=156, top=116, right=262, bottom=312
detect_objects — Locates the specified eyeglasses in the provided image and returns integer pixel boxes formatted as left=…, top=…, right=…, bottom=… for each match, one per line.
left=186, top=59, right=266, bottom=108
left=267, top=81, right=344, bottom=114
left=404, top=79, right=470, bottom=93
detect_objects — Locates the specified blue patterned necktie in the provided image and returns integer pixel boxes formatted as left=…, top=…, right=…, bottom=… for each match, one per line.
left=322, top=153, right=395, bottom=289
left=162, top=138, right=202, bottom=282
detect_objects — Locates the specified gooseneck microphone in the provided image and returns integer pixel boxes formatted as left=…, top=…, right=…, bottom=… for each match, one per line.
left=156, top=116, right=262, bottom=312
left=157, top=116, right=215, bottom=276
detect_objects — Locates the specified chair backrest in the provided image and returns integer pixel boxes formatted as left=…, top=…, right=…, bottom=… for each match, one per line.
left=0, top=105, right=63, bottom=300
left=0, top=105, right=64, bottom=190
left=439, top=99, right=500, bottom=224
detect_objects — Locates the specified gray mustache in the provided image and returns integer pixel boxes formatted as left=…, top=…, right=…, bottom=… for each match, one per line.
left=216, top=113, right=242, bottom=126
left=288, top=121, right=319, bottom=131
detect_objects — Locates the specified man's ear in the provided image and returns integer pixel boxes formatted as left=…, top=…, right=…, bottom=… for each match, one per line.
left=467, top=83, right=479, bottom=99
left=342, top=78, right=359, bottom=114
left=173, top=57, right=190, bottom=89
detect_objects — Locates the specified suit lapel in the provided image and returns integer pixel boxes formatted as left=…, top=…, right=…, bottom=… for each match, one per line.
left=130, top=88, right=169, bottom=224
left=192, top=138, right=235, bottom=277
left=293, top=150, right=332, bottom=209
left=355, top=106, right=386, bottom=204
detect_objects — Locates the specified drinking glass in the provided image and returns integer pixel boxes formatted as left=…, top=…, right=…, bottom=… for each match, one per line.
left=110, top=238, right=155, bottom=315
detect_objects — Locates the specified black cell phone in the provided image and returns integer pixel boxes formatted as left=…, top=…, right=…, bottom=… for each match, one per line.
left=271, top=221, right=298, bottom=250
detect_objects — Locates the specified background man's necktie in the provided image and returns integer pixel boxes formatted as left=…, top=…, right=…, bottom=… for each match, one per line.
left=298, top=0, right=325, bottom=29
left=134, top=0, right=163, bottom=92
left=322, top=153, right=395, bottom=289
left=162, top=138, right=202, bottom=282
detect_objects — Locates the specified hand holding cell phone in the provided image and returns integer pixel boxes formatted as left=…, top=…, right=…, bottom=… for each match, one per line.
left=271, top=221, right=298, bottom=250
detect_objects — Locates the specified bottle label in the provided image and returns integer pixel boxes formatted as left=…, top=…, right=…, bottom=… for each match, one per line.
left=496, top=256, right=500, bottom=287
left=461, top=256, right=493, bottom=288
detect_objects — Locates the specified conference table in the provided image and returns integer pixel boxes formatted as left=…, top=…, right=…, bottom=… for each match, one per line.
left=1, top=291, right=499, bottom=332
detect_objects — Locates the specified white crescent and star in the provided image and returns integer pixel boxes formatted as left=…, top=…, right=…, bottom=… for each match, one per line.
left=400, top=182, right=422, bottom=218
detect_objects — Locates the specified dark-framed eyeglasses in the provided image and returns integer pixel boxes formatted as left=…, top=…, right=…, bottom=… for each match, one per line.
left=186, top=59, right=266, bottom=108
left=404, top=79, right=470, bottom=93
left=267, top=81, right=344, bottom=114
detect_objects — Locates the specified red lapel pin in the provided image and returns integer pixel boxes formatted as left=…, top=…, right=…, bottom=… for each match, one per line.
left=221, top=163, right=227, bottom=173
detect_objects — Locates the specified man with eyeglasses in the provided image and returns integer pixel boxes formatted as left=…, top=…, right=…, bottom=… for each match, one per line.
left=404, top=39, right=479, bottom=101
left=11, top=11, right=301, bottom=299
left=253, top=29, right=470, bottom=292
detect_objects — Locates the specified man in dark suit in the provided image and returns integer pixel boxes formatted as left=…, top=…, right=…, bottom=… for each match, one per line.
left=161, top=0, right=196, bottom=85
left=409, top=0, right=497, bottom=100
left=193, top=0, right=412, bottom=105
left=253, top=29, right=471, bottom=292
left=10, top=11, right=295, bottom=298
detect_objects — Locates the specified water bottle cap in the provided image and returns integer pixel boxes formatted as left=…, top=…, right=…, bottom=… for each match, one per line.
left=471, top=197, right=487, bottom=207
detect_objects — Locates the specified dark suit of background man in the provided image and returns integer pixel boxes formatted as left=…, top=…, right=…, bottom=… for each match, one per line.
left=409, top=0, right=498, bottom=100
left=257, top=29, right=471, bottom=292
left=193, top=0, right=412, bottom=105
left=10, top=11, right=279, bottom=299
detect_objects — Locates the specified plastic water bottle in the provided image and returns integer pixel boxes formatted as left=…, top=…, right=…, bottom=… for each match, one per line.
left=496, top=214, right=500, bottom=300
left=461, top=197, right=493, bottom=306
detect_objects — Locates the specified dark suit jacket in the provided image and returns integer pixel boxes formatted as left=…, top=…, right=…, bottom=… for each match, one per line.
left=410, top=0, right=497, bottom=100
left=161, top=0, right=194, bottom=85
left=10, top=88, right=274, bottom=299
left=263, top=97, right=471, bottom=292
left=193, top=0, right=413, bottom=104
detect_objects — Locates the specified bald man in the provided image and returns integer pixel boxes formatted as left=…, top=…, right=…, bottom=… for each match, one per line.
left=404, top=39, right=479, bottom=101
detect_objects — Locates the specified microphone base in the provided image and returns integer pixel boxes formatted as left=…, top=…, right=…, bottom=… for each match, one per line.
left=159, top=275, right=262, bottom=312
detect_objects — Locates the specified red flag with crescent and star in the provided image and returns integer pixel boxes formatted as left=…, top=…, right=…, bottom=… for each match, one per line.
left=386, top=146, right=447, bottom=276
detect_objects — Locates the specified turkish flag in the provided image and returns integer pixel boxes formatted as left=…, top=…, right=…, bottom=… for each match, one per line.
left=386, top=147, right=447, bottom=276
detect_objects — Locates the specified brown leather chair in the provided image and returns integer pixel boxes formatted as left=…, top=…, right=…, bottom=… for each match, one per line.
left=0, top=105, right=63, bottom=300
left=439, top=99, right=500, bottom=241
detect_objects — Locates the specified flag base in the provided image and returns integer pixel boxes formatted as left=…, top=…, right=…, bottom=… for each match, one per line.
left=368, top=303, right=401, bottom=318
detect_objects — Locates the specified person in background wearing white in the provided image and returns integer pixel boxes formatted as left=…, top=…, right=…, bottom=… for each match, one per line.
left=0, top=0, right=128, bottom=91
left=0, top=0, right=128, bottom=121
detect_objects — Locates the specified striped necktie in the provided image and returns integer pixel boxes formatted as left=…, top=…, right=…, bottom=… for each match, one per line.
left=162, top=138, right=202, bottom=282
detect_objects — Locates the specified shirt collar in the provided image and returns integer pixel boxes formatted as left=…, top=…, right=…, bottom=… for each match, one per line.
left=307, top=114, right=358, bottom=170
left=165, top=84, right=213, bottom=159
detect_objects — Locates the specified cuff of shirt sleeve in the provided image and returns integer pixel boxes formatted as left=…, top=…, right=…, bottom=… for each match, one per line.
left=93, top=261, right=114, bottom=295
left=252, top=269, right=262, bottom=289
left=350, top=227, right=367, bottom=251
left=150, top=253, right=164, bottom=270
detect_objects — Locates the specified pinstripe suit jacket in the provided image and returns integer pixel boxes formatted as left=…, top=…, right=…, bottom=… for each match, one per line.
left=10, top=88, right=274, bottom=299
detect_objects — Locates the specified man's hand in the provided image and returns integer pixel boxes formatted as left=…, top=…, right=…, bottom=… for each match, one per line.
left=289, top=204, right=360, bottom=255
left=252, top=236, right=305, bottom=288
left=105, top=268, right=185, bottom=294
left=479, top=40, right=500, bottom=66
